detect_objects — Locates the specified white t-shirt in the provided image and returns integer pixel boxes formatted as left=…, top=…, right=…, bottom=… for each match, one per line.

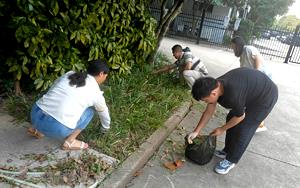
left=36, top=71, right=110, bottom=129
left=240, top=45, right=272, bottom=78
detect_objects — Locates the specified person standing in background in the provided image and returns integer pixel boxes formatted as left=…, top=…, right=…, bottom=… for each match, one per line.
left=231, top=36, right=272, bottom=132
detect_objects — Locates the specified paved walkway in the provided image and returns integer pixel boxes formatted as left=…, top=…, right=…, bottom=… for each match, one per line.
left=126, top=37, right=300, bottom=188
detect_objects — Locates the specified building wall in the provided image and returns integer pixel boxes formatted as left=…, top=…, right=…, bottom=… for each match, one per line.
left=212, top=6, right=232, bottom=17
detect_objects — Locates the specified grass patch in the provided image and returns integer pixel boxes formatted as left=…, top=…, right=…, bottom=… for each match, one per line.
left=81, top=63, right=190, bottom=161
left=2, top=94, right=39, bottom=123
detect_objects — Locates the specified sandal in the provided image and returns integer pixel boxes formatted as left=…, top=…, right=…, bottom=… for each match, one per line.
left=62, top=140, right=89, bottom=150
left=27, top=127, right=44, bottom=139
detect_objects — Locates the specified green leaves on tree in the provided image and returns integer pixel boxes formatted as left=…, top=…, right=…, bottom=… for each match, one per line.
left=4, top=0, right=157, bottom=91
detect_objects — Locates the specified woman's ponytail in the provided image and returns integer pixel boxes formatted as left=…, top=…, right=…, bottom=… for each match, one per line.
left=68, top=72, right=88, bottom=87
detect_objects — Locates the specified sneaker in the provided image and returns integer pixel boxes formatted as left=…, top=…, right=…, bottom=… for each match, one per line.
left=256, top=125, right=267, bottom=133
left=214, top=150, right=227, bottom=159
left=214, top=159, right=235, bottom=175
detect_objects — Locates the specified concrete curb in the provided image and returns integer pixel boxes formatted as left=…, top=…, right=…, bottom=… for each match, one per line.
left=99, top=101, right=192, bottom=188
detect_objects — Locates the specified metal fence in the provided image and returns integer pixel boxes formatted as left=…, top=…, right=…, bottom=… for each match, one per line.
left=149, top=7, right=300, bottom=64
left=250, top=26, right=300, bottom=64
left=150, top=7, right=232, bottom=48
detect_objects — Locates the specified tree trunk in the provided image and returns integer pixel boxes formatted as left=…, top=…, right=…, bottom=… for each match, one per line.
left=14, top=80, right=22, bottom=96
left=191, top=0, right=197, bottom=37
left=147, top=0, right=185, bottom=64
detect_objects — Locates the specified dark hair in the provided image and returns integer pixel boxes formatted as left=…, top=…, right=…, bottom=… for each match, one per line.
left=231, top=36, right=245, bottom=57
left=172, top=44, right=183, bottom=53
left=68, top=59, right=109, bottom=87
left=192, top=77, right=218, bottom=101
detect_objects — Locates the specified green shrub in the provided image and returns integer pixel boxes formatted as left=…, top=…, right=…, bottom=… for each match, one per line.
left=3, top=0, right=157, bottom=91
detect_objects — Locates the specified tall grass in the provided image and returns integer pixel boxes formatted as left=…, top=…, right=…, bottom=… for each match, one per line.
left=82, top=63, right=190, bottom=161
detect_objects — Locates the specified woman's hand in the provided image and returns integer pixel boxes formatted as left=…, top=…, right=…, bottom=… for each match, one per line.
left=210, top=127, right=225, bottom=136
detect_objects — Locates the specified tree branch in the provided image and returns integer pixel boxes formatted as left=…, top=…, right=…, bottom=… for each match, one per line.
left=159, top=0, right=168, bottom=25
left=156, top=0, right=184, bottom=36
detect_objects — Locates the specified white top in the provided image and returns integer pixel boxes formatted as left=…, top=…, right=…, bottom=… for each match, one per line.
left=240, top=45, right=272, bottom=78
left=36, top=71, right=110, bottom=129
left=240, top=45, right=259, bottom=69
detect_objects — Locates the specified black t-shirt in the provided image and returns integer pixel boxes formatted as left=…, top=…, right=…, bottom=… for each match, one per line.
left=217, top=67, right=277, bottom=117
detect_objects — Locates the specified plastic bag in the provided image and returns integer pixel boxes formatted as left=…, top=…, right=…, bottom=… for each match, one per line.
left=185, top=135, right=216, bottom=165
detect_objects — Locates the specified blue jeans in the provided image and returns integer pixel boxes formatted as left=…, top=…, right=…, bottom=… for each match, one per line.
left=223, top=86, right=278, bottom=163
left=30, top=103, right=94, bottom=139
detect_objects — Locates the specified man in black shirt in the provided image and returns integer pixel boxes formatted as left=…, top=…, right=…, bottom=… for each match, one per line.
left=188, top=67, right=278, bottom=174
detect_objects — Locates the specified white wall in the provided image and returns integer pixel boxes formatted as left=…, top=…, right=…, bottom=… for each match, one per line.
left=212, top=6, right=232, bottom=17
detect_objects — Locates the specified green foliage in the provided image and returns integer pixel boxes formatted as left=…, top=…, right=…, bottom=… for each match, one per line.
left=223, top=0, right=294, bottom=29
left=275, top=15, right=300, bottom=29
left=153, top=51, right=173, bottom=66
left=3, top=0, right=157, bottom=91
left=0, top=0, right=5, bottom=16
left=247, top=0, right=294, bottom=27
left=4, top=94, right=37, bottom=122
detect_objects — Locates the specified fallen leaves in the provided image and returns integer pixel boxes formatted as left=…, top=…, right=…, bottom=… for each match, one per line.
left=163, top=159, right=184, bottom=171
left=43, top=151, right=115, bottom=187
left=160, top=138, right=185, bottom=171
left=133, top=170, right=143, bottom=177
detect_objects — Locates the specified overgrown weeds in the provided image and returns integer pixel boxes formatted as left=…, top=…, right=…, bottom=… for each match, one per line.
left=41, top=152, right=113, bottom=187
left=81, top=63, right=190, bottom=161
left=0, top=152, right=114, bottom=187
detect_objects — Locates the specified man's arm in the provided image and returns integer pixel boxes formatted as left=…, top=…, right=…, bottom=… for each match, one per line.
left=250, top=47, right=263, bottom=69
left=184, top=61, right=193, bottom=70
left=194, top=102, right=217, bottom=133
left=210, top=113, right=245, bottom=136
left=222, top=113, right=245, bottom=130
left=153, top=63, right=177, bottom=74
left=253, top=54, right=263, bottom=70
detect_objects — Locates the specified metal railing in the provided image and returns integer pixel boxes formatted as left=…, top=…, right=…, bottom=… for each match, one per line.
left=151, top=7, right=231, bottom=47
left=149, top=7, right=300, bottom=64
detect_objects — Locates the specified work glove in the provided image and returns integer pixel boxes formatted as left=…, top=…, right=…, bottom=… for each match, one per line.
left=187, top=132, right=198, bottom=144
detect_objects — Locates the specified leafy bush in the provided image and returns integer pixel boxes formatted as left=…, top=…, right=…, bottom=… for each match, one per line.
left=2, top=0, right=157, bottom=91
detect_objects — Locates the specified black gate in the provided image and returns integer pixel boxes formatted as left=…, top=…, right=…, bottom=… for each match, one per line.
left=249, top=25, right=300, bottom=64
left=284, top=25, right=300, bottom=64
left=149, top=3, right=300, bottom=64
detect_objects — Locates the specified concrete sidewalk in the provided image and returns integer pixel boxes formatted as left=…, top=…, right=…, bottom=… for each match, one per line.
left=126, top=38, right=300, bottom=188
